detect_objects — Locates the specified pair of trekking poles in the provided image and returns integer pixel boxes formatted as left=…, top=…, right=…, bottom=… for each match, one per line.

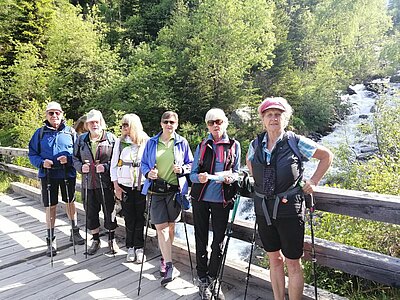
left=243, top=192, right=318, bottom=300
left=83, top=160, right=115, bottom=258
left=45, top=164, right=77, bottom=267
left=137, top=175, right=195, bottom=295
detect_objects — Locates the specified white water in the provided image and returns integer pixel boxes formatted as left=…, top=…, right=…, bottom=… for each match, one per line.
left=175, top=78, right=400, bottom=263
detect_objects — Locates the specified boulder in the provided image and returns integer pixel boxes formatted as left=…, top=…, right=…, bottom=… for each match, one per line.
left=230, top=107, right=252, bottom=126
left=364, top=82, right=389, bottom=94
left=347, top=86, right=357, bottom=95
left=390, top=75, right=400, bottom=83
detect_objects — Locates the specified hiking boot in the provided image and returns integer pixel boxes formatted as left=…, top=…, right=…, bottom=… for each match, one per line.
left=198, top=276, right=212, bottom=300
left=126, top=247, right=136, bottom=262
left=46, top=236, right=57, bottom=257
left=70, top=227, right=85, bottom=245
left=135, top=248, right=146, bottom=264
left=159, top=257, right=166, bottom=277
left=107, top=239, right=119, bottom=255
left=87, top=239, right=100, bottom=255
left=160, top=262, right=180, bottom=286
left=210, top=278, right=225, bottom=300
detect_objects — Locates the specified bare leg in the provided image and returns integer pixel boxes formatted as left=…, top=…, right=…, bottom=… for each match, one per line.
left=169, top=222, right=175, bottom=244
left=268, top=250, right=286, bottom=300
left=46, top=205, right=57, bottom=229
left=65, top=202, right=77, bottom=223
left=286, top=258, right=304, bottom=300
left=156, top=222, right=172, bottom=262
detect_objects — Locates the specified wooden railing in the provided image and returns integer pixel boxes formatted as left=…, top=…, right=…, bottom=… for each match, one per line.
left=1, top=146, right=399, bottom=289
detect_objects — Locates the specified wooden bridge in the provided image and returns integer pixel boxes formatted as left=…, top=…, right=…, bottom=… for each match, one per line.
left=1, top=146, right=400, bottom=299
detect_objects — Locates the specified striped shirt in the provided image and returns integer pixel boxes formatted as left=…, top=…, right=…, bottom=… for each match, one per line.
left=247, top=132, right=317, bottom=164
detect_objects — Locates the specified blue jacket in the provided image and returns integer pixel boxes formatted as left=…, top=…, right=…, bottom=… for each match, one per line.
left=28, top=120, right=76, bottom=179
left=141, top=131, right=193, bottom=196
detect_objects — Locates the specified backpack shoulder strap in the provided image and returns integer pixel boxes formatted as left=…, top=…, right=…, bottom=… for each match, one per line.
left=198, top=139, right=209, bottom=167
left=252, top=132, right=266, bottom=150
left=286, top=131, right=308, bottom=164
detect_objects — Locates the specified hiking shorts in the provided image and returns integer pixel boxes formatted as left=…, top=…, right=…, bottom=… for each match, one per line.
left=41, top=177, right=76, bottom=207
left=256, top=213, right=305, bottom=259
left=149, top=192, right=181, bottom=225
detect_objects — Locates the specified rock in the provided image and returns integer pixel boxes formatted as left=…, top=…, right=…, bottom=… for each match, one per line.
left=359, top=114, right=369, bottom=119
left=347, top=86, right=357, bottom=95
left=230, top=107, right=252, bottom=126
left=390, top=75, right=400, bottom=83
left=364, top=82, right=389, bottom=94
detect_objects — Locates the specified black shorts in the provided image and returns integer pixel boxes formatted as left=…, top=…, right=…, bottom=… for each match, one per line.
left=256, top=211, right=305, bottom=259
left=150, top=192, right=181, bottom=225
left=41, top=177, right=76, bottom=207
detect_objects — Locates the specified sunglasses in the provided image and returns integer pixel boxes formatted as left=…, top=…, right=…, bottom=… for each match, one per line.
left=207, top=119, right=223, bottom=126
left=162, top=120, right=176, bottom=125
left=47, top=111, right=61, bottom=116
left=120, top=123, right=129, bottom=129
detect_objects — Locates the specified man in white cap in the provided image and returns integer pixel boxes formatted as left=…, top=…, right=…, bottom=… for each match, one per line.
left=28, top=101, right=84, bottom=257
left=73, top=109, right=118, bottom=255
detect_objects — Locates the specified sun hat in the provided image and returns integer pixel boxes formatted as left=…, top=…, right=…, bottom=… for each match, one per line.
left=86, top=109, right=103, bottom=122
left=46, top=101, right=63, bottom=112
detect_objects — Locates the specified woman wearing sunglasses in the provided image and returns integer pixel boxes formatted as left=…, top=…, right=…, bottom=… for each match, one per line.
left=141, top=111, right=193, bottom=286
left=190, top=108, right=241, bottom=300
left=110, top=114, right=149, bottom=264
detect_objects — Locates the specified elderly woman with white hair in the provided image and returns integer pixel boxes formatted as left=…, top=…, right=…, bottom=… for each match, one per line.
left=73, top=109, right=118, bottom=255
left=246, top=97, right=333, bottom=300
left=190, top=108, right=241, bottom=300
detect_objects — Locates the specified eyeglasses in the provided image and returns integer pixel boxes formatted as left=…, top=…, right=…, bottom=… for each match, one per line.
left=207, top=119, right=223, bottom=126
left=47, top=111, right=61, bottom=116
left=120, top=123, right=129, bottom=129
left=162, top=120, right=176, bottom=125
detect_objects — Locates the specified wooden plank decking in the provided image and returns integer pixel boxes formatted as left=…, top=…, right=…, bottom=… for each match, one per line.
left=0, top=187, right=347, bottom=300
left=0, top=192, right=270, bottom=300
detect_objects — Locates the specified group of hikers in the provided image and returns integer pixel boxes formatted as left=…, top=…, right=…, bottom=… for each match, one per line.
left=28, top=97, right=333, bottom=300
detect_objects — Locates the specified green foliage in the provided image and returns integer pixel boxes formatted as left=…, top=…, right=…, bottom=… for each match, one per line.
left=0, top=99, right=44, bottom=147
left=45, top=4, right=122, bottom=120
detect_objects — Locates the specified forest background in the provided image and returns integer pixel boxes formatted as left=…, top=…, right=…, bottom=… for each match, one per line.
left=0, top=0, right=399, bottom=299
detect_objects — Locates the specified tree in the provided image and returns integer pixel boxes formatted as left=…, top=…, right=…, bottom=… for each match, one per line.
left=45, top=4, right=121, bottom=120
left=156, top=0, right=276, bottom=124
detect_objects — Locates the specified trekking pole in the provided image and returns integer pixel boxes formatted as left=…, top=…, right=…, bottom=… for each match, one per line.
left=212, top=194, right=241, bottom=299
left=175, top=173, right=194, bottom=284
left=63, top=164, right=76, bottom=255
left=308, top=193, right=318, bottom=300
left=244, top=220, right=257, bottom=300
left=138, top=181, right=153, bottom=296
left=96, top=160, right=113, bottom=257
left=84, top=160, right=89, bottom=258
left=181, top=199, right=195, bottom=284
left=45, top=168, right=54, bottom=267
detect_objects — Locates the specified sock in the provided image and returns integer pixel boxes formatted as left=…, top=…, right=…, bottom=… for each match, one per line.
left=47, top=228, right=55, bottom=239
left=92, top=233, right=100, bottom=241
left=71, top=220, right=76, bottom=228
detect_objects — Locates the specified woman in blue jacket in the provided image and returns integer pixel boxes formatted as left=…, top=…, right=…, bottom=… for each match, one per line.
left=28, top=101, right=84, bottom=257
left=141, top=111, right=193, bottom=286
